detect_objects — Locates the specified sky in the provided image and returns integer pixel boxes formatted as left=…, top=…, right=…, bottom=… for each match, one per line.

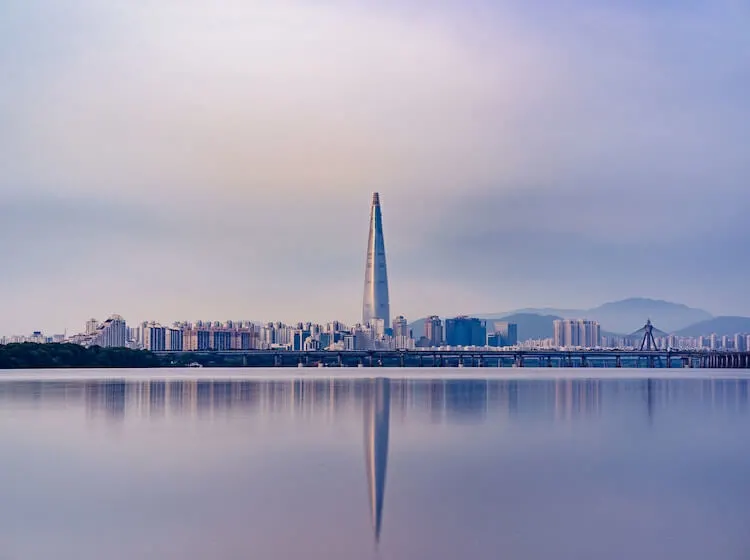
left=1, top=0, right=748, bottom=333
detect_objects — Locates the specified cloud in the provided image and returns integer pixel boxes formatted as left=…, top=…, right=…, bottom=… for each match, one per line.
left=2, top=0, right=535, bottom=203
left=0, top=0, right=748, bottom=332
left=396, top=186, right=750, bottom=316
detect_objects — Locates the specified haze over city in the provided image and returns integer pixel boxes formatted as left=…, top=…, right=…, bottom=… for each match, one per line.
left=2, top=1, right=748, bottom=334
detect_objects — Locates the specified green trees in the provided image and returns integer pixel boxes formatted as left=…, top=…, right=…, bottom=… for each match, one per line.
left=0, top=343, right=165, bottom=369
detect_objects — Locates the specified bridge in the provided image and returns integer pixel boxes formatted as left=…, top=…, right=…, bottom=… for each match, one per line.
left=153, top=349, right=750, bottom=369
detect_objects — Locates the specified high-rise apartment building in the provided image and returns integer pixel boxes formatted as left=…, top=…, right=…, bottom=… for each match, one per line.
left=184, top=327, right=211, bottom=351
left=392, top=316, right=408, bottom=338
left=166, top=327, right=184, bottom=351
left=553, top=319, right=601, bottom=348
left=424, top=316, right=444, bottom=347
left=734, top=334, right=746, bottom=352
left=143, top=322, right=166, bottom=351
left=445, top=317, right=487, bottom=347
left=362, top=193, right=390, bottom=327
left=488, top=322, right=518, bottom=347
left=92, top=315, right=128, bottom=348
left=85, top=318, right=99, bottom=335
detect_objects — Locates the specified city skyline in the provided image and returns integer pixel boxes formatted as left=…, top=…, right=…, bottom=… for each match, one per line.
left=1, top=1, right=749, bottom=334
left=7, top=311, right=750, bottom=355
left=0, top=298, right=750, bottom=346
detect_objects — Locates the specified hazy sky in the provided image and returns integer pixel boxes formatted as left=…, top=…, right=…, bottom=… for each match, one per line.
left=1, top=0, right=748, bottom=333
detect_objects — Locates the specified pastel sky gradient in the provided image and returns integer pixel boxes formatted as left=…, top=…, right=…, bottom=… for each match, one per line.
left=1, top=0, right=748, bottom=333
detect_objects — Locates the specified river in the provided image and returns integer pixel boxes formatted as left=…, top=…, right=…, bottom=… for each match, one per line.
left=0, top=369, right=747, bottom=559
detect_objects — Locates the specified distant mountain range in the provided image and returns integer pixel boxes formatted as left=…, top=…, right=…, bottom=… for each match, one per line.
left=479, top=298, right=712, bottom=334
left=675, top=317, right=750, bottom=338
left=409, top=298, right=749, bottom=341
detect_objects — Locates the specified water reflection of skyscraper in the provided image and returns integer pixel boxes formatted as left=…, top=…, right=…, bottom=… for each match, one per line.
left=363, top=378, right=390, bottom=545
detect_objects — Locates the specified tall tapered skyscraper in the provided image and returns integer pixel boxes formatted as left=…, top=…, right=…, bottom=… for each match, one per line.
left=362, top=192, right=390, bottom=327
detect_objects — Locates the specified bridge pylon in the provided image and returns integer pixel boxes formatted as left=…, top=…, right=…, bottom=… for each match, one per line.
left=639, top=319, right=659, bottom=351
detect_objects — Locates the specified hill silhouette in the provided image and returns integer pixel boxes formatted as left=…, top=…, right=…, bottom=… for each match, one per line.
left=676, top=317, right=750, bottom=337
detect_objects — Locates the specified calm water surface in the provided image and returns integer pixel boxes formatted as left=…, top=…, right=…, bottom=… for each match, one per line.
left=0, top=369, right=748, bottom=559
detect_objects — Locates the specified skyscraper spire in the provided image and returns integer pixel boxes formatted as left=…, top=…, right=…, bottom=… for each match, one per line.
left=362, top=192, right=390, bottom=327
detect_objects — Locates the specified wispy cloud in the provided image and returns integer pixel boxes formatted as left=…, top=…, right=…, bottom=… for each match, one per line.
left=0, top=0, right=747, bottom=331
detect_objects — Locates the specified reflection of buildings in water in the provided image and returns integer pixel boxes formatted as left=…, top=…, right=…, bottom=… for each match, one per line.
left=0, top=377, right=748, bottom=423
left=554, top=379, right=602, bottom=421
left=444, top=380, right=488, bottom=423
left=363, top=378, right=390, bottom=545
left=389, top=379, right=488, bottom=423
left=84, top=380, right=127, bottom=421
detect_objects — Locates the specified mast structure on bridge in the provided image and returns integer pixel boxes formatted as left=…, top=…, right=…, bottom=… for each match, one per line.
left=639, top=319, right=659, bottom=351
